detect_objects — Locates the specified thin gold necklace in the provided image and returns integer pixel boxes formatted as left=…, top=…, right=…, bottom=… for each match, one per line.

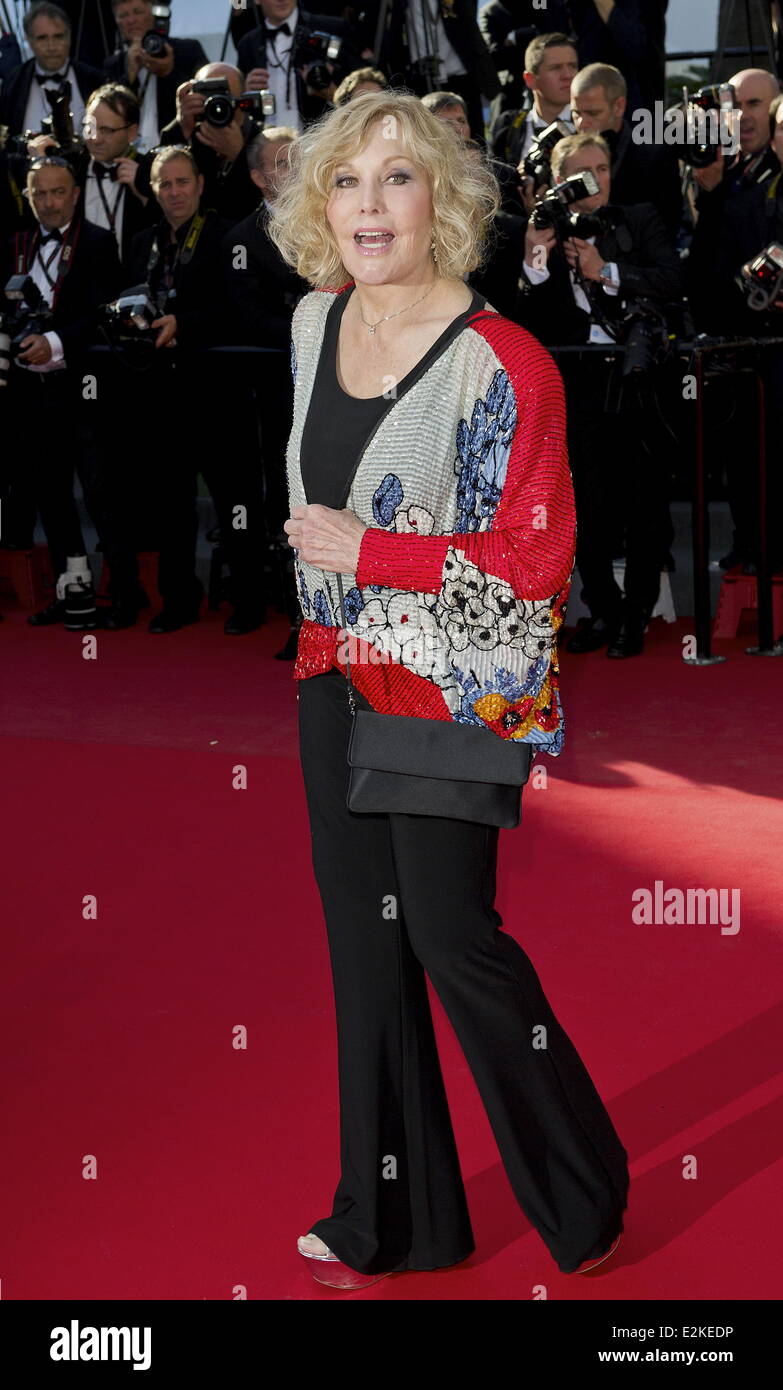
left=357, top=279, right=438, bottom=335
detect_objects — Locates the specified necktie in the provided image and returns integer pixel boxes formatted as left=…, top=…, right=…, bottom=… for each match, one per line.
left=40, top=228, right=63, bottom=244
left=265, top=22, right=291, bottom=38
left=93, top=162, right=119, bottom=182
left=36, top=70, right=67, bottom=84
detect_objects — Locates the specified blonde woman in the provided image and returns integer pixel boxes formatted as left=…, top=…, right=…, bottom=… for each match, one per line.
left=270, top=90, right=629, bottom=1289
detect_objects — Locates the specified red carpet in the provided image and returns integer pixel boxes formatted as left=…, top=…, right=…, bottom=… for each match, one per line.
left=1, top=604, right=781, bottom=1301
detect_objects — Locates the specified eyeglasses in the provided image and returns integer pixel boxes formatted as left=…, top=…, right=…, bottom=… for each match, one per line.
left=84, top=121, right=133, bottom=137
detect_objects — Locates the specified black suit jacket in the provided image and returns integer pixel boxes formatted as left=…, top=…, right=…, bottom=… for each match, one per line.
left=102, top=35, right=208, bottom=135
left=686, top=146, right=781, bottom=332
left=714, top=171, right=783, bottom=337
left=221, top=205, right=308, bottom=349
left=603, top=122, right=682, bottom=241
left=362, top=0, right=500, bottom=101
left=514, top=202, right=682, bottom=346
left=130, top=209, right=231, bottom=349
left=155, top=114, right=261, bottom=225
left=236, top=10, right=357, bottom=126
left=8, top=217, right=122, bottom=361
left=0, top=57, right=105, bottom=137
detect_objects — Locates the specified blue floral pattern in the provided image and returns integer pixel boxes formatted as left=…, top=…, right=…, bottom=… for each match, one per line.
left=454, top=368, right=516, bottom=531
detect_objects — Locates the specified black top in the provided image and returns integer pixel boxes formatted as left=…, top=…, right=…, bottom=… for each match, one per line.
left=300, top=282, right=488, bottom=510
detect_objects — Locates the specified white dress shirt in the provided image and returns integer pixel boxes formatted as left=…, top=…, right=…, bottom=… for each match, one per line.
left=405, top=0, right=466, bottom=80
left=522, top=238, right=620, bottom=345
left=23, top=63, right=86, bottom=137
left=519, top=102, right=575, bottom=164
left=85, top=159, right=126, bottom=252
left=22, top=221, right=71, bottom=372
left=135, top=66, right=160, bottom=153
left=263, top=4, right=301, bottom=132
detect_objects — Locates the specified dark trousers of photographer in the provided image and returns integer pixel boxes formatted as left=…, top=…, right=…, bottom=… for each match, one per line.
left=5, top=366, right=141, bottom=601
left=560, top=354, right=674, bottom=627
left=149, top=354, right=266, bottom=614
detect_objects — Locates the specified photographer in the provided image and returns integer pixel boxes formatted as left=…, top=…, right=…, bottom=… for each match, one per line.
left=571, top=62, right=682, bottom=240
left=686, top=68, right=781, bottom=333
left=236, top=0, right=360, bottom=130
left=480, top=1, right=573, bottom=114
left=516, top=132, right=682, bottom=658
left=488, top=32, right=577, bottom=175
left=0, top=2, right=103, bottom=139
left=1, top=155, right=134, bottom=629
left=157, top=62, right=261, bottom=224
left=361, top=0, right=499, bottom=147
left=221, top=127, right=307, bottom=635
left=102, top=0, right=207, bottom=152
left=712, top=92, right=783, bottom=576
left=127, top=146, right=264, bottom=633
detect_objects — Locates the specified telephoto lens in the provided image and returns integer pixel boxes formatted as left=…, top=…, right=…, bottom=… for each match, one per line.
left=57, top=556, right=98, bottom=630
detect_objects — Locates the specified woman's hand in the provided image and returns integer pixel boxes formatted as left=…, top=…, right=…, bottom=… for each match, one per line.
left=284, top=504, right=367, bottom=573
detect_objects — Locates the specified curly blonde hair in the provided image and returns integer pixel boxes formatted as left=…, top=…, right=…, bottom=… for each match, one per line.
left=266, top=89, right=501, bottom=288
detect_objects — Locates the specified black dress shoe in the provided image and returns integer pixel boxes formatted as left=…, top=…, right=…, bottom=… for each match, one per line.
left=99, top=599, right=140, bottom=630
left=566, top=617, right=618, bottom=654
left=27, top=598, right=67, bottom=626
left=274, top=619, right=302, bottom=660
left=607, top=617, right=646, bottom=658
left=224, top=605, right=266, bottom=635
left=148, top=606, right=200, bottom=633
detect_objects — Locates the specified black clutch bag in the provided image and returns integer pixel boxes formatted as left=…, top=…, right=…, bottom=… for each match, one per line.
left=336, top=574, right=533, bottom=828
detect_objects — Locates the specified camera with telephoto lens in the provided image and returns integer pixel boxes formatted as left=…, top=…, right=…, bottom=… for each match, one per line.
left=190, top=77, right=265, bottom=128
left=737, top=242, right=783, bottom=311
left=293, top=26, right=342, bottom=92
left=530, top=170, right=600, bottom=231
left=620, top=298, right=671, bottom=377
left=0, top=275, right=55, bottom=384
left=141, top=4, right=171, bottom=58
left=522, top=120, right=571, bottom=189
left=679, top=82, right=737, bottom=169
left=13, top=88, right=88, bottom=171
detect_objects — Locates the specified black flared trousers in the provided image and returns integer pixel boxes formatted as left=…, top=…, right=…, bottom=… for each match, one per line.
left=297, top=666, right=630, bottom=1276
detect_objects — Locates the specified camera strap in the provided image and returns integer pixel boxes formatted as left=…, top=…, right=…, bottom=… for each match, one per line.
left=93, top=166, right=123, bottom=232
left=146, top=210, right=207, bottom=305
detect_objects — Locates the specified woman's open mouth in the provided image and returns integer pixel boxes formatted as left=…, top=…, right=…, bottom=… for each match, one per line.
left=354, top=231, right=395, bottom=255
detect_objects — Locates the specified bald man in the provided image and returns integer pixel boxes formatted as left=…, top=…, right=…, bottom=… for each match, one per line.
left=156, top=62, right=262, bottom=222
left=686, top=67, right=781, bottom=332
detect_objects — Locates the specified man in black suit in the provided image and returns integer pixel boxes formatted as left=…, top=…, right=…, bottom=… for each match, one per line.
left=129, top=146, right=267, bottom=634
left=479, top=0, right=573, bottom=113
left=236, top=0, right=360, bottom=130
left=0, top=1, right=104, bottom=139
left=102, top=0, right=207, bottom=151
left=516, top=132, right=682, bottom=657
left=1, top=156, right=139, bottom=629
left=156, top=63, right=262, bottom=224
left=361, top=0, right=499, bottom=146
left=571, top=61, right=682, bottom=239
left=222, top=126, right=309, bottom=641
left=26, top=81, right=156, bottom=274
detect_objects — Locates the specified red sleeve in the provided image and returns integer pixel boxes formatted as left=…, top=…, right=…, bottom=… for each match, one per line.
left=354, top=324, right=575, bottom=601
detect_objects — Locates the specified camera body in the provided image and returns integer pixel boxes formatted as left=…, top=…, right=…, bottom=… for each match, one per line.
left=530, top=171, right=600, bottom=232
left=0, top=274, right=55, bottom=381
left=522, top=120, right=571, bottom=189
left=681, top=82, right=736, bottom=169
left=293, top=26, right=342, bottom=92
left=100, top=284, right=162, bottom=363
left=737, top=242, right=783, bottom=312
left=190, top=78, right=266, bottom=128
left=141, top=4, right=172, bottom=58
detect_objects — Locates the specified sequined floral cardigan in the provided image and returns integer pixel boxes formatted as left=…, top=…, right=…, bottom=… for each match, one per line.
left=287, top=283, right=576, bottom=754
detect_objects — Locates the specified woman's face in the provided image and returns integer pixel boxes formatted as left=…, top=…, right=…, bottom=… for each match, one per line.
left=325, top=122, right=434, bottom=286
